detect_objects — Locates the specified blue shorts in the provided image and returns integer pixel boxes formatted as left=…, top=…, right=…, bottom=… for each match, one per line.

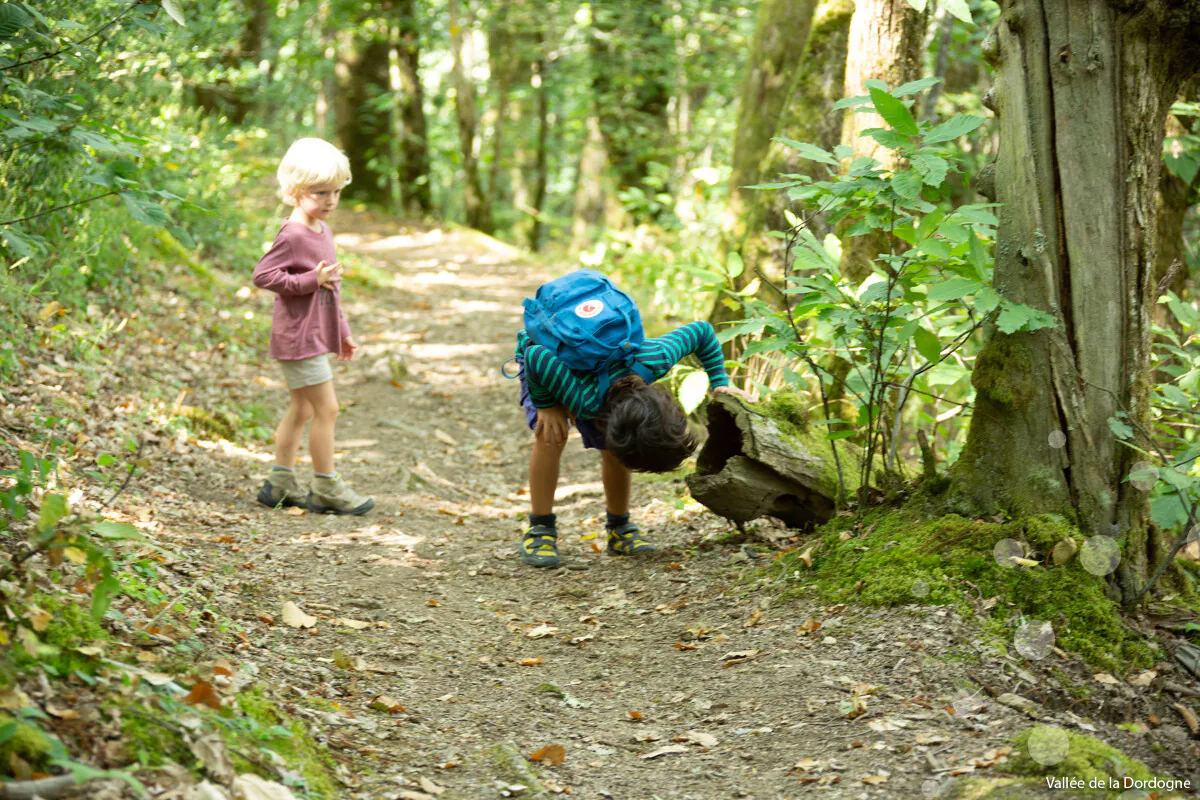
left=517, top=363, right=606, bottom=450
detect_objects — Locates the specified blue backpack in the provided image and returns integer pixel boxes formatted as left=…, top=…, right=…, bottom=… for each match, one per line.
left=519, top=269, right=654, bottom=397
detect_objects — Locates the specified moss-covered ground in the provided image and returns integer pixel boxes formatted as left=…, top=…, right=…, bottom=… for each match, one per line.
left=768, top=505, right=1159, bottom=670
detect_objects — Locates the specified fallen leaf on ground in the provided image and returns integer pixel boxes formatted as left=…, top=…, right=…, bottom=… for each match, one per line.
left=425, top=599, right=440, bottom=608
left=192, top=732, right=235, bottom=783
left=797, top=546, right=815, bottom=568
left=797, top=618, right=821, bottom=635
left=744, top=609, right=762, bottom=628
left=526, top=623, right=557, bottom=639
left=368, top=695, right=405, bottom=713
left=675, top=731, right=718, bottom=747
left=1127, top=670, right=1157, bottom=687
left=433, top=429, right=458, bottom=446
left=184, top=680, right=223, bottom=710
left=211, top=658, right=234, bottom=676
left=867, top=718, right=898, bottom=732
left=0, top=687, right=31, bottom=709
left=281, top=601, right=316, bottom=629
left=628, top=710, right=644, bottom=720
left=332, top=618, right=372, bottom=630
left=641, top=745, right=688, bottom=759
left=519, top=657, right=544, bottom=666
left=792, top=757, right=821, bottom=772
left=1094, top=672, right=1119, bottom=685
left=568, top=634, right=595, bottom=645
left=721, top=649, right=761, bottom=666
left=674, top=642, right=697, bottom=651
left=45, top=705, right=80, bottom=720
left=333, top=649, right=366, bottom=671
left=418, top=777, right=447, bottom=795
left=527, top=744, right=566, bottom=765
left=862, top=775, right=889, bottom=785
left=231, top=774, right=298, bottom=800
left=142, top=672, right=175, bottom=687
left=1175, top=702, right=1199, bottom=736
left=839, top=695, right=867, bottom=719
left=914, top=732, right=948, bottom=745
left=26, top=607, right=51, bottom=632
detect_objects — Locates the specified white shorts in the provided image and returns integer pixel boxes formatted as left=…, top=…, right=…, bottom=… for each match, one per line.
left=278, top=354, right=333, bottom=390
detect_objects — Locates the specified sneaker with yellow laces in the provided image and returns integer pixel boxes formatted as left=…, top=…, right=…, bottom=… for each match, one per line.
left=606, top=521, right=656, bottom=556
left=520, top=525, right=561, bottom=568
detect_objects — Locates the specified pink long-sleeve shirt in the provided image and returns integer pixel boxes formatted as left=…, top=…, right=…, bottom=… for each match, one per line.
left=252, top=220, right=351, bottom=361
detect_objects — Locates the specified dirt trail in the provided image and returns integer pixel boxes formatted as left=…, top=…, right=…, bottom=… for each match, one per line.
left=158, top=215, right=1197, bottom=800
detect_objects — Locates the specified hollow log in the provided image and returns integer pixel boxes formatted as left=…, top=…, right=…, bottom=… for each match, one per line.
left=686, top=395, right=862, bottom=529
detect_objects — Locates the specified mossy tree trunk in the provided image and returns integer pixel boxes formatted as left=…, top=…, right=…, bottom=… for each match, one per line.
left=950, top=1, right=1200, bottom=602
left=712, top=0, right=853, bottom=331
left=713, top=0, right=819, bottom=315
left=336, top=5, right=394, bottom=208
left=449, top=0, right=494, bottom=234
left=396, top=0, right=431, bottom=215
left=837, top=0, right=927, bottom=282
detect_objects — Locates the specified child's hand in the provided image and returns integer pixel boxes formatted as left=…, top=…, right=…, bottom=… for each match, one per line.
left=535, top=406, right=570, bottom=447
left=713, top=385, right=757, bottom=403
left=316, top=260, right=342, bottom=288
left=338, top=336, right=357, bottom=362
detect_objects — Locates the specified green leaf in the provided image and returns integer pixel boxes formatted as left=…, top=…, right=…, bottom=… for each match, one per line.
left=912, top=153, right=949, bottom=187
left=864, top=128, right=909, bottom=150
left=869, top=87, right=919, bottom=136
left=38, top=493, right=69, bottom=532
left=891, top=170, right=923, bottom=199
left=677, top=371, right=710, bottom=415
left=1, top=226, right=39, bottom=259
left=924, top=115, right=985, bottom=144
left=725, top=251, right=744, bottom=280
left=913, top=327, right=942, bottom=363
left=916, top=237, right=951, bottom=260
left=0, top=721, right=17, bottom=746
left=91, top=575, right=122, bottom=621
left=772, top=138, right=840, bottom=166
left=833, top=94, right=871, bottom=111
left=1150, top=492, right=1188, bottom=531
left=943, top=0, right=973, bottom=23
left=996, top=304, right=1058, bottom=334
left=891, top=77, right=941, bottom=97
left=927, top=277, right=983, bottom=302
left=0, top=4, right=33, bottom=39
left=161, top=0, right=186, bottom=25
left=121, top=195, right=170, bottom=228
left=88, top=521, right=143, bottom=541
left=905, top=0, right=928, bottom=9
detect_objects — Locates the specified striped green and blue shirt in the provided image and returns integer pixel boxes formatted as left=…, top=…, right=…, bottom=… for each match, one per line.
left=517, top=321, right=729, bottom=420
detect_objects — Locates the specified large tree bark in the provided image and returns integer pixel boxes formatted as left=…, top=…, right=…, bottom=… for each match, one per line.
left=713, top=0, right=852, bottom=331
left=449, top=0, right=494, bottom=233
left=529, top=43, right=551, bottom=252
left=950, top=1, right=1200, bottom=601
left=837, top=0, right=927, bottom=282
left=396, top=0, right=431, bottom=214
left=336, top=4, right=397, bottom=207
left=571, top=114, right=610, bottom=249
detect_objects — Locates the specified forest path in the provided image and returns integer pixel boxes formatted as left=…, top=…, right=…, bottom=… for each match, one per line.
left=171, top=214, right=1085, bottom=800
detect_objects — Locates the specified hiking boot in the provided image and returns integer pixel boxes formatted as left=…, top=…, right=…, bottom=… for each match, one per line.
left=307, top=473, right=374, bottom=515
left=520, top=525, right=561, bottom=568
left=607, top=522, right=656, bottom=556
left=256, top=470, right=308, bottom=509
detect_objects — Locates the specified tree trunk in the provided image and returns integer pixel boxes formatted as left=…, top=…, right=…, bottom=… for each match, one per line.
left=1156, top=103, right=1197, bottom=324
left=336, top=4, right=397, bottom=208
left=922, top=6, right=956, bottom=121
left=590, top=0, right=674, bottom=197
left=837, top=0, right=927, bottom=282
left=711, top=0, right=854, bottom=328
left=950, top=1, right=1200, bottom=601
left=487, top=6, right=519, bottom=217
left=449, top=0, right=494, bottom=234
left=687, top=396, right=863, bottom=527
left=529, top=46, right=551, bottom=252
left=396, top=0, right=431, bottom=214
left=571, top=113, right=609, bottom=250
left=719, top=0, right=820, bottom=271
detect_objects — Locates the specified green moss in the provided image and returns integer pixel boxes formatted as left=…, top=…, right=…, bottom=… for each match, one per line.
left=178, top=405, right=238, bottom=440
left=769, top=508, right=1155, bottom=670
left=121, top=712, right=193, bottom=769
left=235, top=689, right=339, bottom=798
left=971, top=335, right=1035, bottom=408
left=748, top=394, right=863, bottom=498
left=34, top=594, right=107, bottom=648
left=1004, top=728, right=1157, bottom=797
left=0, top=713, right=54, bottom=773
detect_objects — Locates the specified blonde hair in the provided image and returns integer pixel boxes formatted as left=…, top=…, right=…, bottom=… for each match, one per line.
left=277, top=138, right=352, bottom=206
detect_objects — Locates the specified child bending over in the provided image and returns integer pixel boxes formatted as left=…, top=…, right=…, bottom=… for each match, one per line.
left=515, top=284, right=751, bottom=567
left=252, top=138, right=373, bottom=515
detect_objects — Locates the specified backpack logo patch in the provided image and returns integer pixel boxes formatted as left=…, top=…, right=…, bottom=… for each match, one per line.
left=575, top=299, right=604, bottom=318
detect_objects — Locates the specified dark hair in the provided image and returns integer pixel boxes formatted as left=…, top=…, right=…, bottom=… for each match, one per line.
left=600, top=375, right=699, bottom=472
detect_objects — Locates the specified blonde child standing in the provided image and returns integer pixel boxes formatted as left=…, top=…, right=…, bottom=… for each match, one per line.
left=252, top=138, right=374, bottom=515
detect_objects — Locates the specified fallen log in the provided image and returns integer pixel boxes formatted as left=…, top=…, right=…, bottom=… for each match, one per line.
left=686, top=395, right=864, bottom=528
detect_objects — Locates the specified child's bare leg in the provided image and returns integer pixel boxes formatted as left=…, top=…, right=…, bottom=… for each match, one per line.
left=296, top=380, right=338, bottom=475
left=529, top=432, right=566, bottom=515
left=600, top=449, right=631, bottom=516
left=272, top=391, right=314, bottom=468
